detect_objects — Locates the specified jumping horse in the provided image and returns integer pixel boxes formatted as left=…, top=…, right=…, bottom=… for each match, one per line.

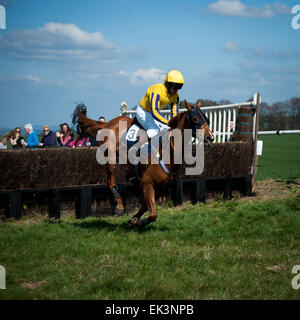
left=72, top=100, right=214, bottom=228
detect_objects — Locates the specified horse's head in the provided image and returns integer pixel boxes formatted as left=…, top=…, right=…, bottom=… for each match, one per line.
left=185, top=100, right=214, bottom=146
left=71, top=103, right=88, bottom=136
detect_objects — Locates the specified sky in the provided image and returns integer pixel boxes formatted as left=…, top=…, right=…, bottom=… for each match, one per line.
left=0, top=0, right=299, bottom=128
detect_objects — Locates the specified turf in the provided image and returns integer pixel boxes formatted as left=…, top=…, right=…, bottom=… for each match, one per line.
left=257, top=134, right=300, bottom=180
left=1, top=194, right=300, bottom=300
left=1, top=134, right=300, bottom=300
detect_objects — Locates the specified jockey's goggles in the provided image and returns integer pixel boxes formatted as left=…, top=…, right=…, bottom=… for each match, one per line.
left=168, top=82, right=183, bottom=90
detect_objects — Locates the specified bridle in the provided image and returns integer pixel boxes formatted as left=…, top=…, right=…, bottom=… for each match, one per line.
left=169, top=107, right=214, bottom=151
left=186, top=106, right=215, bottom=141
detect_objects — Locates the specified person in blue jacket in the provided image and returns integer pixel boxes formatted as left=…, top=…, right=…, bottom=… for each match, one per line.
left=23, top=123, right=39, bottom=148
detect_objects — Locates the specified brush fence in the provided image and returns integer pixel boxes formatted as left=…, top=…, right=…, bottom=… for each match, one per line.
left=0, top=101, right=259, bottom=218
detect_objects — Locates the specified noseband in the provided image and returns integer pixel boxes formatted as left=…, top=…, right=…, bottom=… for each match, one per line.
left=186, top=106, right=215, bottom=140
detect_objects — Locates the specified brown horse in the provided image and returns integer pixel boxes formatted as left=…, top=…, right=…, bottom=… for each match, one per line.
left=72, top=101, right=214, bottom=227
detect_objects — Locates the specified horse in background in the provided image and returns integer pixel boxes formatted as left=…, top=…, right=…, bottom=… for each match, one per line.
left=72, top=103, right=133, bottom=215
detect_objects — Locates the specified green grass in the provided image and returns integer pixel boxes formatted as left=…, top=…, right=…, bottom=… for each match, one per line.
left=257, top=134, right=300, bottom=181
left=1, top=195, right=300, bottom=300
left=0, top=133, right=299, bottom=300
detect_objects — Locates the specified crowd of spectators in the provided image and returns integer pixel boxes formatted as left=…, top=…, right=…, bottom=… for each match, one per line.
left=0, top=117, right=105, bottom=150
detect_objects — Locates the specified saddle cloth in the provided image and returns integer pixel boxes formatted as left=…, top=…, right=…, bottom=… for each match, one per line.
left=124, top=117, right=144, bottom=148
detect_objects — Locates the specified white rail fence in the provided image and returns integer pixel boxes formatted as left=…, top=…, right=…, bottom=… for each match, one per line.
left=258, top=130, right=300, bottom=135
left=120, top=93, right=261, bottom=143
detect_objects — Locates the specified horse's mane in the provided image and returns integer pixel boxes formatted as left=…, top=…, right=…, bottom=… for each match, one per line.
left=72, top=104, right=106, bottom=138
left=168, top=111, right=187, bottom=130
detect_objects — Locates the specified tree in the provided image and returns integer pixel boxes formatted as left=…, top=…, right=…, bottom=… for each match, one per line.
left=288, top=97, right=300, bottom=129
left=218, top=99, right=232, bottom=105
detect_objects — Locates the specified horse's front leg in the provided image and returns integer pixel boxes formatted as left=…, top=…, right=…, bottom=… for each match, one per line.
left=106, top=163, right=124, bottom=216
left=127, top=201, right=148, bottom=230
left=137, top=183, right=157, bottom=226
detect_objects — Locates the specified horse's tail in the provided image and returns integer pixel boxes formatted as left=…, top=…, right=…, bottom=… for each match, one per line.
left=72, top=103, right=105, bottom=138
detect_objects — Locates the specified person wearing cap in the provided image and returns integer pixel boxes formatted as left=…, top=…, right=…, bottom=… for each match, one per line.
left=136, top=70, right=184, bottom=138
left=136, top=70, right=184, bottom=139
left=130, top=70, right=184, bottom=161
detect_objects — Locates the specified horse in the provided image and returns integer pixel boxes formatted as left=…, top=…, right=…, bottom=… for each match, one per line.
left=72, top=100, right=214, bottom=227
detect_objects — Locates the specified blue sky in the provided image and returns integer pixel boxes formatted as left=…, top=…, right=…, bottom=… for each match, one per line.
left=0, top=0, right=299, bottom=128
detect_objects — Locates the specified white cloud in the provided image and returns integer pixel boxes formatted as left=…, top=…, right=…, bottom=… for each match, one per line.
left=0, top=74, right=43, bottom=92
left=223, top=41, right=300, bottom=60
left=119, top=70, right=129, bottom=77
left=0, top=74, right=68, bottom=91
left=271, top=66, right=300, bottom=74
left=43, top=22, right=115, bottom=49
left=25, top=75, right=41, bottom=83
left=123, top=46, right=147, bottom=60
left=272, top=2, right=291, bottom=14
left=251, top=72, right=273, bottom=86
left=248, top=47, right=300, bottom=59
left=119, top=68, right=165, bottom=85
left=224, top=41, right=241, bottom=52
left=0, top=22, right=121, bottom=61
left=207, top=0, right=291, bottom=18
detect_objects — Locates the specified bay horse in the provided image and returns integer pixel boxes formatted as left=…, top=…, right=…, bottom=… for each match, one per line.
left=72, top=100, right=214, bottom=227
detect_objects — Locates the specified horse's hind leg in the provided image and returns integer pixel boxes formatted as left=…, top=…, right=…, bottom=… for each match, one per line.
left=107, top=163, right=124, bottom=216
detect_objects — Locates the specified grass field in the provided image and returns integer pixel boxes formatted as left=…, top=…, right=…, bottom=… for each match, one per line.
left=0, top=191, right=300, bottom=300
left=0, top=134, right=300, bottom=300
left=257, top=134, right=300, bottom=181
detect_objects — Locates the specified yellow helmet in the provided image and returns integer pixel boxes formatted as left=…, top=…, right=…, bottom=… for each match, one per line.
left=164, top=70, right=184, bottom=85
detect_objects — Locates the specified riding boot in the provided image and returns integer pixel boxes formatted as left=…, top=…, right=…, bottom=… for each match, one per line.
left=149, top=128, right=169, bottom=163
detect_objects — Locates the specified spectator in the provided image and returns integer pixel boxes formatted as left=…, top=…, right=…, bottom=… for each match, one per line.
left=120, top=101, right=127, bottom=113
left=23, top=124, right=39, bottom=148
left=99, top=116, right=105, bottom=122
left=56, top=123, right=74, bottom=146
left=39, top=125, right=57, bottom=147
left=0, top=136, right=7, bottom=150
left=9, top=127, right=24, bottom=149
left=69, top=135, right=90, bottom=148
left=89, top=136, right=98, bottom=146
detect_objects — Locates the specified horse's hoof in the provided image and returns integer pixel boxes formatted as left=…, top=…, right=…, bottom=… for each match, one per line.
left=114, top=208, right=124, bottom=217
left=137, top=218, right=149, bottom=226
left=126, top=222, right=135, bottom=231
left=125, top=217, right=139, bottom=231
left=129, top=217, right=139, bottom=225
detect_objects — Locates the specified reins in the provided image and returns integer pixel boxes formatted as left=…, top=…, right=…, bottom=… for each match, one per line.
left=169, top=107, right=215, bottom=151
left=193, top=107, right=215, bottom=140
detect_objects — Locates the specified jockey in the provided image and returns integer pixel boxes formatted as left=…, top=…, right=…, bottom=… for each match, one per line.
left=136, top=70, right=184, bottom=139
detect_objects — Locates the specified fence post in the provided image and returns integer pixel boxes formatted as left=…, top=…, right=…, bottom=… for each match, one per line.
left=6, top=191, right=22, bottom=219
left=224, top=176, right=233, bottom=200
left=244, top=175, right=253, bottom=196
left=173, top=179, right=183, bottom=206
left=251, top=93, right=261, bottom=194
left=49, top=189, right=61, bottom=219
left=76, top=187, right=92, bottom=218
left=194, top=180, right=206, bottom=203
